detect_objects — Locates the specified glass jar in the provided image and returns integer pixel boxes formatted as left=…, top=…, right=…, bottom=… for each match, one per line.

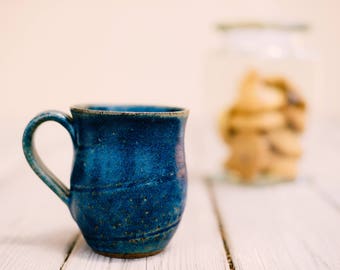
left=203, top=22, right=316, bottom=184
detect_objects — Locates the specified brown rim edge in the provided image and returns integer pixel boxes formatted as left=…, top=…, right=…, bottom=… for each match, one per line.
left=70, top=104, right=189, bottom=117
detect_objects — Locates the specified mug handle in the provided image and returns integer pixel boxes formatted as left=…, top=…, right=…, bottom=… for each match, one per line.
left=22, top=110, right=76, bottom=206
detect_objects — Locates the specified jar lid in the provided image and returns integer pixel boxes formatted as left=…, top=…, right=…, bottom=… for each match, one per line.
left=216, top=22, right=309, bottom=32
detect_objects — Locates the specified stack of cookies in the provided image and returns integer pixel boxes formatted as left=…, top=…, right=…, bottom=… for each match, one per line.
left=219, top=70, right=306, bottom=182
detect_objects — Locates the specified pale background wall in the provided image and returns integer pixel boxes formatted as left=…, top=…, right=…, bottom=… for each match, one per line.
left=1, top=0, right=340, bottom=174
left=1, top=0, right=340, bottom=118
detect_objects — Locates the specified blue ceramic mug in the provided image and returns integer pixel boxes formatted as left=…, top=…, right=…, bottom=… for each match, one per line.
left=22, top=105, right=189, bottom=258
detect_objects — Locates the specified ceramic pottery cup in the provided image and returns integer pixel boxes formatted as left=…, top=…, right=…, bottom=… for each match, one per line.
left=22, top=105, right=189, bottom=258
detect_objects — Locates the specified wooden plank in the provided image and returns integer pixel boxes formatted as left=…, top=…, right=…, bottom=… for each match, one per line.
left=0, top=145, right=78, bottom=270
left=63, top=176, right=229, bottom=270
left=212, top=180, right=340, bottom=270
left=146, top=177, right=228, bottom=270
left=62, top=236, right=147, bottom=270
left=297, top=120, right=340, bottom=210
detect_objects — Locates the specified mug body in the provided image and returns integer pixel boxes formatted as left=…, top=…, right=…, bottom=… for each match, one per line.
left=68, top=105, right=188, bottom=258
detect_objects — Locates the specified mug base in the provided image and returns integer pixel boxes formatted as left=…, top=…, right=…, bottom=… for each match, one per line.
left=95, top=248, right=164, bottom=259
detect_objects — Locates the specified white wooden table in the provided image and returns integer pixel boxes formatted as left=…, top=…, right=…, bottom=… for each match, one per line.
left=1, top=118, right=340, bottom=269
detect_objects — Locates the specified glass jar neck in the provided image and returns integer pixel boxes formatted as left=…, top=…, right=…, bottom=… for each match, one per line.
left=220, top=29, right=305, bottom=58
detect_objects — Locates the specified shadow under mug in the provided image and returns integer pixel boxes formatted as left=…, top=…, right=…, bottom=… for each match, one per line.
left=22, top=104, right=189, bottom=258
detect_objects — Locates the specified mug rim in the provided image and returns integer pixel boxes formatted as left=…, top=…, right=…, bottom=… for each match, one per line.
left=70, top=104, right=189, bottom=117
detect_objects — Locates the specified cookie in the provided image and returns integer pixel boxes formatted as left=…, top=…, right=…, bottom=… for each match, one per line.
left=226, top=132, right=271, bottom=180
left=219, top=109, right=235, bottom=143
left=266, top=154, right=299, bottom=180
left=233, top=84, right=286, bottom=112
left=284, top=106, right=306, bottom=132
left=264, top=76, right=306, bottom=108
left=228, top=110, right=286, bottom=131
left=233, top=72, right=286, bottom=112
left=267, top=129, right=302, bottom=157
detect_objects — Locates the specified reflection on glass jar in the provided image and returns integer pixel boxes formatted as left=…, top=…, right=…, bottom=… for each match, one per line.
left=204, top=22, right=316, bottom=184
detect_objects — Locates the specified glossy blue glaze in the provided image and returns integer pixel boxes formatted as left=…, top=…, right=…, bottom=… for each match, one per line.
left=22, top=105, right=188, bottom=258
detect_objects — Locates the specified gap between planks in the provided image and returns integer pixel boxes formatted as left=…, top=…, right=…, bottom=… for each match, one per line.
left=307, top=178, right=340, bottom=213
left=212, top=179, right=340, bottom=270
left=206, top=178, right=235, bottom=270
left=60, top=233, right=81, bottom=270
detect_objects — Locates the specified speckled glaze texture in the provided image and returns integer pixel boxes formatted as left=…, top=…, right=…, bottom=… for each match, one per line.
left=22, top=105, right=189, bottom=258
